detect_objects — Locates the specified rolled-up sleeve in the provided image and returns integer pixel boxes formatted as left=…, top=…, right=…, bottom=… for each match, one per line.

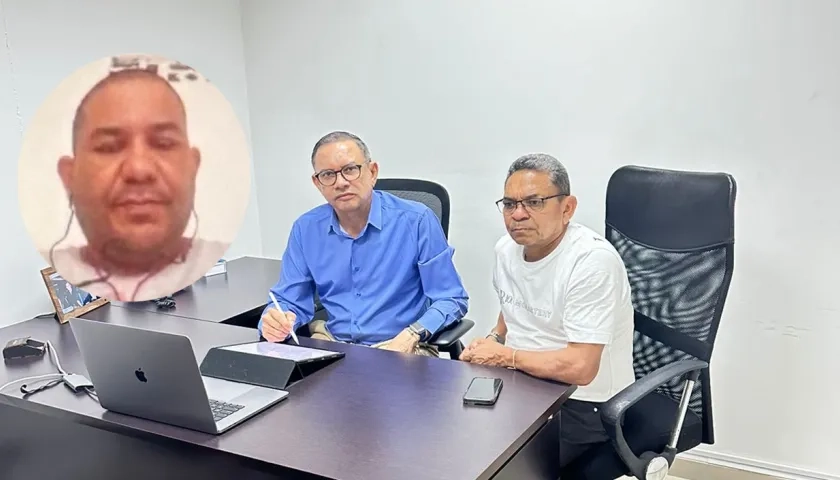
left=415, top=210, right=469, bottom=334
left=258, top=222, right=315, bottom=336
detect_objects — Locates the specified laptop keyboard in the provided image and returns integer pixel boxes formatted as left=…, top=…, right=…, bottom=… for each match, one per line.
left=209, top=399, right=245, bottom=422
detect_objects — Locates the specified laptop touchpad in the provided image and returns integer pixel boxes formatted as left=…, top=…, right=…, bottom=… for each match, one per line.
left=202, top=376, right=255, bottom=401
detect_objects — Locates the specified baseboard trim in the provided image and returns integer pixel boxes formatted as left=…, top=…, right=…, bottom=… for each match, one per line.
left=679, top=449, right=839, bottom=480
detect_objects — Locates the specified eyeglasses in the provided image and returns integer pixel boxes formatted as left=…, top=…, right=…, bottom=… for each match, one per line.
left=496, top=194, right=566, bottom=214
left=313, top=162, right=368, bottom=186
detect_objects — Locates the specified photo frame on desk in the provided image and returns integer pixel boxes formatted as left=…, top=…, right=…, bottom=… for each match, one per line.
left=39, top=266, right=109, bottom=324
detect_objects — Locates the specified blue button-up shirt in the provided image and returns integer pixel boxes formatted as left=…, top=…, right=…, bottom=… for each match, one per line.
left=259, top=191, right=469, bottom=345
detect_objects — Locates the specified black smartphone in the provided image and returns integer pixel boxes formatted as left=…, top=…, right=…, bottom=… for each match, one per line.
left=463, top=377, right=503, bottom=406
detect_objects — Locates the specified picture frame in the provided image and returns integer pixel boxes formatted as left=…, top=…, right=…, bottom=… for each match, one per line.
left=40, top=267, right=109, bottom=323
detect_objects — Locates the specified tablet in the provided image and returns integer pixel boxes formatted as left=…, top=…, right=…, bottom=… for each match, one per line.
left=220, top=341, right=342, bottom=364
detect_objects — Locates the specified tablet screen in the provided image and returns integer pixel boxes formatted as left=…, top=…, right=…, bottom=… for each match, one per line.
left=220, top=341, right=339, bottom=362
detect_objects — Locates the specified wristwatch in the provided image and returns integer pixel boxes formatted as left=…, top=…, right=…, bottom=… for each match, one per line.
left=408, top=322, right=431, bottom=342
left=486, top=331, right=505, bottom=344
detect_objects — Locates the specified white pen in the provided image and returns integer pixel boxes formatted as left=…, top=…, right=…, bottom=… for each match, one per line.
left=269, top=292, right=299, bottom=345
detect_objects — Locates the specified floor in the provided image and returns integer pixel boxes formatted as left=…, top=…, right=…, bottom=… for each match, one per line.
left=619, top=459, right=781, bottom=480
left=619, top=477, right=687, bottom=480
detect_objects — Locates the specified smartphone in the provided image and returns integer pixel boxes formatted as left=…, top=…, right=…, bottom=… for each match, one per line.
left=463, top=377, right=503, bottom=406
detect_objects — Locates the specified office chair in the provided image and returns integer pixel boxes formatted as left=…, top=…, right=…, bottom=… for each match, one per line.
left=306, top=178, right=474, bottom=359
left=560, top=165, right=736, bottom=480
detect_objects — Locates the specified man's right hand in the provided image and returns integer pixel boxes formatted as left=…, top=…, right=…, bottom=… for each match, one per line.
left=261, top=308, right=296, bottom=343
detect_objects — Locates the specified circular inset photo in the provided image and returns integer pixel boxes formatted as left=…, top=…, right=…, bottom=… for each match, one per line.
left=18, top=54, right=251, bottom=302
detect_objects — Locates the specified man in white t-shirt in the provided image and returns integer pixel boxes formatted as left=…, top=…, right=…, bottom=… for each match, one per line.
left=460, top=153, right=636, bottom=469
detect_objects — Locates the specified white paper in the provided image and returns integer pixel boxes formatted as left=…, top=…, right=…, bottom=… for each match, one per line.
left=221, top=341, right=337, bottom=362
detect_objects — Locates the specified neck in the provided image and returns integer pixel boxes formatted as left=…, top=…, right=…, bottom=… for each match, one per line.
left=81, top=237, right=192, bottom=277
left=336, top=200, right=372, bottom=238
left=523, top=226, right=567, bottom=262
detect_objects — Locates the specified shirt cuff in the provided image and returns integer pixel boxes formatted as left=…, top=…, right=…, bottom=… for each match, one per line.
left=416, top=308, right=446, bottom=337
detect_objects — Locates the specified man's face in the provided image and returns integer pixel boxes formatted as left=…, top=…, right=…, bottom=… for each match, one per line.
left=501, top=170, right=576, bottom=247
left=58, top=75, right=200, bottom=256
left=311, top=140, right=378, bottom=214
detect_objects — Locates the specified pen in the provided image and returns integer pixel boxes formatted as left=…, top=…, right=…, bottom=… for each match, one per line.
left=268, top=292, right=299, bottom=345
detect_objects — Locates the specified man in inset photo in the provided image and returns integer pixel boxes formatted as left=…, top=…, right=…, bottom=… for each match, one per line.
left=46, top=68, right=225, bottom=302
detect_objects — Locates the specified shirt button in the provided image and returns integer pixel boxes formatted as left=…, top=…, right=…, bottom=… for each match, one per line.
left=354, top=267, right=360, bottom=272
left=355, top=292, right=361, bottom=297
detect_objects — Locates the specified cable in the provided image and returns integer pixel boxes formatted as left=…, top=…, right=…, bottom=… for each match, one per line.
left=0, top=341, right=98, bottom=403
left=48, top=341, right=67, bottom=376
left=83, top=388, right=98, bottom=402
left=0, top=340, right=66, bottom=392
left=47, top=208, right=200, bottom=302
left=0, top=372, right=64, bottom=393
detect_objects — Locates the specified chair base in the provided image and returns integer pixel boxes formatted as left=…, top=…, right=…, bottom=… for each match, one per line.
left=559, top=392, right=702, bottom=479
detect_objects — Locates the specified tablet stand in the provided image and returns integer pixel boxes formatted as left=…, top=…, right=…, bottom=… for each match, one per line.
left=198, top=345, right=343, bottom=390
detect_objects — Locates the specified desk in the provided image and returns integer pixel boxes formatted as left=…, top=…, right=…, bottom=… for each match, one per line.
left=113, top=256, right=282, bottom=324
left=0, top=309, right=574, bottom=479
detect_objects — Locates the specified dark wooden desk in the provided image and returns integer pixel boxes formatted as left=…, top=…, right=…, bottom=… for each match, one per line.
left=113, top=256, right=281, bottom=324
left=0, top=310, right=573, bottom=479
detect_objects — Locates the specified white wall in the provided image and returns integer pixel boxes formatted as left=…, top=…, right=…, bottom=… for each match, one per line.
left=241, top=0, right=840, bottom=477
left=1, top=0, right=837, bottom=477
left=0, top=0, right=262, bottom=326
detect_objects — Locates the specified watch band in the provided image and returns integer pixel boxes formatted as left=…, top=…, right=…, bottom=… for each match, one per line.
left=409, top=322, right=431, bottom=342
left=486, top=331, right=505, bottom=344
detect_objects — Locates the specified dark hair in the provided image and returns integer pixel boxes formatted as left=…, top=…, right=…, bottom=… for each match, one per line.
left=311, top=131, right=372, bottom=167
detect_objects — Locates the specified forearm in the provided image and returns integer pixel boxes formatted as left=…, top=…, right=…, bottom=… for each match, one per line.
left=260, top=287, right=314, bottom=335
left=491, top=312, right=507, bottom=338
left=417, top=296, right=468, bottom=334
left=512, top=348, right=593, bottom=386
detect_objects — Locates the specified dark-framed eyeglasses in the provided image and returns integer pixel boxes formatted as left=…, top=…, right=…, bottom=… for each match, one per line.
left=496, top=194, right=567, bottom=214
left=313, top=161, right=368, bottom=186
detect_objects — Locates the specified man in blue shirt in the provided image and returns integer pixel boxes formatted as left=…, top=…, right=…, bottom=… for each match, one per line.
left=259, top=131, right=469, bottom=356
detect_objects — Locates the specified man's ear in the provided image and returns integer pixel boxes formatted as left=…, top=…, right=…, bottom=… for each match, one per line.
left=57, top=155, right=75, bottom=199
left=190, top=147, right=201, bottom=173
left=368, top=161, right=379, bottom=184
left=562, top=195, right=578, bottom=224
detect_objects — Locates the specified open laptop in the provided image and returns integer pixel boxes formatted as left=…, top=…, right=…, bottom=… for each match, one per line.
left=69, top=319, right=288, bottom=435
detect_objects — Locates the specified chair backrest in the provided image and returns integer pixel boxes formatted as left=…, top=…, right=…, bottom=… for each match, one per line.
left=373, top=178, right=451, bottom=239
left=604, top=165, right=736, bottom=445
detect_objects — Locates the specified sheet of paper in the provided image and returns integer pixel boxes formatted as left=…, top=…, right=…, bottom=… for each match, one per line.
left=221, top=341, right=337, bottom=362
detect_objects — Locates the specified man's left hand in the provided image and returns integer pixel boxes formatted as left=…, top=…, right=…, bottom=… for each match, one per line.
left=380, top=329, right=420, bottom=354
left=460, top=338, right=513, bottom=368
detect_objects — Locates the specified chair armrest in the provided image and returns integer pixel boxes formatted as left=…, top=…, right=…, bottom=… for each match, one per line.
left=600, top=358, right=707, bottom=479
left=429, top=319, right=475, bottom=348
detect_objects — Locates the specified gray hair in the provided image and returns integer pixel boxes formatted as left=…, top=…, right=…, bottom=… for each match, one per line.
left=506, top=153, right=570, bottom=195
left=311, top=131, right=372, bottom=167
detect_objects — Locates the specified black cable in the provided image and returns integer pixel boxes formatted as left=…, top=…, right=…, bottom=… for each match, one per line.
left=47, top=204, right=200, bottom=302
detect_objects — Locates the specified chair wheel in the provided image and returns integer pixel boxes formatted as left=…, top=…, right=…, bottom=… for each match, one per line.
left=643, top=456, right=670, bottom=480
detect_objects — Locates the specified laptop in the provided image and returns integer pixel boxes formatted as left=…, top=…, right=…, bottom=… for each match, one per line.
left=69, top=319, right=288, bottom=435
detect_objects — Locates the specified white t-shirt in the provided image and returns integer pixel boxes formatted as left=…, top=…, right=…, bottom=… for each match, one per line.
left=45, top=238, right=227, bottom=302
left=493, top=222, right=635, bottom=403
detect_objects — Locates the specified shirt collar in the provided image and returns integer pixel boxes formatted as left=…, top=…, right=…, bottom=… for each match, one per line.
left=328, top=190, right=383, bottom=235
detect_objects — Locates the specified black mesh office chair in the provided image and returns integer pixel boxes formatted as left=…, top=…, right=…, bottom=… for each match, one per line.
left=307, top=179, right=474, bottom=358
left=560, top=166, right=736, bottom=480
